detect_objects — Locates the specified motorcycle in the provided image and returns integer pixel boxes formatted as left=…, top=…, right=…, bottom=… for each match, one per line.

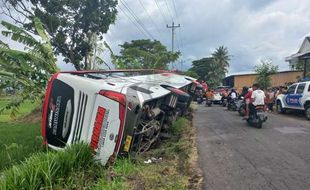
left=236, top=96, right=245, bottom=116
left=238, top=101, right=246, bottom=116
left=222, top=97, right=227, bottom=107
left=227, top=98, right=238, bottom=111
left=197, top=95, right=203, bottom=104
left=206, top=98, right=212, bottom=107
left=246, top=105, right=268, bottom=128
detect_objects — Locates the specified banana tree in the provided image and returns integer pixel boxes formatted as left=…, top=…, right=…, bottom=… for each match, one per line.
left=0, top=17, right=58, bottom=118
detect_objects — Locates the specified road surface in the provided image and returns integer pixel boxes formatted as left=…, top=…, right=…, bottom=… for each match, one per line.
left=194, top=104, right=310, bottom=190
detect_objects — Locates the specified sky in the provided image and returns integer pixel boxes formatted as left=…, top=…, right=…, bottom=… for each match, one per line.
left=1, top=0, right=310, bottom=75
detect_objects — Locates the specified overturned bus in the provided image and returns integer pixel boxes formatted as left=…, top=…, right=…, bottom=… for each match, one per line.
left=42, top=70, right=197, bottom=165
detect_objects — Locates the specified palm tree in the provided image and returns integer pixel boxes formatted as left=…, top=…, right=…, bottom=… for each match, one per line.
left=211, top=46, right=230, bottom=76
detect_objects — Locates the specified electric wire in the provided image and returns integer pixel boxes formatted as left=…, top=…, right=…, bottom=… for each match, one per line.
left=120, top=0, right=155, bottom=40
left=138, top=0, right=163, bottom=38
left=164, top=0, right=174, bottom=21
left=117, top=4, right=149, bottom=39
left=153, top=0, right=169, bottom=24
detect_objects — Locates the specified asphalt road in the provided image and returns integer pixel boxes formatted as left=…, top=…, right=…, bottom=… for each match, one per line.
left=194, top=104, right=310, bottom=190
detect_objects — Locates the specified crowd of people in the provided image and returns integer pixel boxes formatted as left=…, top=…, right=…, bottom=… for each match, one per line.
left=196, top=82, right=288, bottom=119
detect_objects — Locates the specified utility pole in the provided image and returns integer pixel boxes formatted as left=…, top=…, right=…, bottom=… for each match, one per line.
left=166, top=22, right=180, bottom=53
left=167, top=22, right=180, bottom=69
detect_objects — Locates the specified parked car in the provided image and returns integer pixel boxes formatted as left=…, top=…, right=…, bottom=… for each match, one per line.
left=213, top=86, right=230, bottom=104
left=276, top=81, right=310, bottom=120
left=42, top=70, right=197, bottom=165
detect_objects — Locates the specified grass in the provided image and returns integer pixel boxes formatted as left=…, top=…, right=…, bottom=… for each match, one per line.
left=0, top=109, right=201, bottom=189
left=90, top=117, right=202, bottom=190
left=0, top=122, right=42, bottom=171
left=0, top=99, right=40, bottom=122
left=0, top=98, right=42, bottom=171
left=0, top=143, right=96, bottom=190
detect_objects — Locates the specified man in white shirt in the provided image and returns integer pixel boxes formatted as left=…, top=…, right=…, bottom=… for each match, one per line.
left=249, top=83, right=266, bottom=115
left=230, top=90, right=237, bottom=99
left=251, top=84, right=265, bottom=106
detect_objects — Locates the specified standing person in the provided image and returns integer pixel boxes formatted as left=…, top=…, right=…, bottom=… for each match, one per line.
left=275, top=86, right=283, bottom=98
left=201, top=81, right=208, bottom=91
left=265, top=88, right=275, bottom=112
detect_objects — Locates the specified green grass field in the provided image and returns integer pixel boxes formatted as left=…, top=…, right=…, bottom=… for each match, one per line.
left=0, top=117, right=199, bottom=189
left=0, top=122, right=42, bottom=171
left=0, top=98, right=40, bottom=122
left=0, top=96, right=200, bottom=189
left=0, top=98, right=42, bottom=170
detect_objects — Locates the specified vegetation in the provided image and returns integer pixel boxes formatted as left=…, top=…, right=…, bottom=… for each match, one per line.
left=212, top=46, right=230, bottom=80
left=184, top=70, right=200, bottom=79
left=295, top=59, right=310, bottom=77
left=0, top=117, right=201, bottom=189
left=0, top=99, right=39, bottom=122
left=0, top=122, right=41, bottom=171
left=188, top=46, right=230, bottom=88
left=0, top=143, right=95, bottom=189
left=0, top=18, right=58, bottom=115
left=254, top=60, right=278, bottom=89
left=2, top=0, right=118, bottom=70
left=113, top=39, right=180, bottom=69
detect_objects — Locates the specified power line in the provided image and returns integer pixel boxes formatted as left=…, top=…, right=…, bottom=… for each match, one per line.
left=164, top=0, right=174, bottom=21
left=170, top=0, right=184, bottom=53
left=138, top=0, right=163, bottom=38
left=171, top=0, right=178, bottom=19
left=120, top=0, right=155, bottom=40
left=153, top=0, right=169, bottom=24
left=166, top=22, right=180, bottom=53
left=167, top=21, right=180, bottom=69
left=117, top=4, right=149, bottom=39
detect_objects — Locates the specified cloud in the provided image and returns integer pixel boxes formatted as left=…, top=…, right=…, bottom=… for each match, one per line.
left=104, top=0, right=310, bottom=74
left=1, top=0, right=310, bottom=74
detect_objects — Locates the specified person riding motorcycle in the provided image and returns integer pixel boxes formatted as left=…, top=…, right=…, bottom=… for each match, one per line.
left=206, top=89, right=214, bottom=100
left=236, top=86, right=248, bottom=114
left=227, top=88, right=237, bottom=103
left=221, top=89, right=229, bottom=105
left=196, top=88, right=203, bottom=104
left=243, top=87, right=253, bottom=119
left=248, top=83, right=265, bottom=118
left=240, top=86, right=249, bottom=98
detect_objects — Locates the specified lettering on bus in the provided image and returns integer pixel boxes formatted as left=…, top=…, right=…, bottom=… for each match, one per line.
left=90, top=106, right=106, bottom=150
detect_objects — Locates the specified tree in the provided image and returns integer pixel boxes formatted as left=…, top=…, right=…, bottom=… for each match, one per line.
left=184, top=70, right=199, bottom=79
left=2, top=0, right=118, bottom=70
left=187, top=46, right=230, bottom=88
left=295, top=59, right=310, bottom=77
left=211, top=46, right=230, bottom=81
left=0, top=18, right=58, bottom=117
left=254, top=60, right=278, bottom=90
left=189, top=57, right=221, bottom=87
left=113, top=39, right=180, bottom=69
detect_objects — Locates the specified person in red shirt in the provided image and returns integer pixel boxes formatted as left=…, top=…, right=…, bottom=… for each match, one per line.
left=243, top=87, right=253, bottom=119
left=201, top=81, right=208, bottom=91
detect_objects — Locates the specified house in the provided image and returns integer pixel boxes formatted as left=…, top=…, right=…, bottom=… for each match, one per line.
left=223, top=70, right=303, bottom=90
left=286, top=37, right=310, bottom=77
